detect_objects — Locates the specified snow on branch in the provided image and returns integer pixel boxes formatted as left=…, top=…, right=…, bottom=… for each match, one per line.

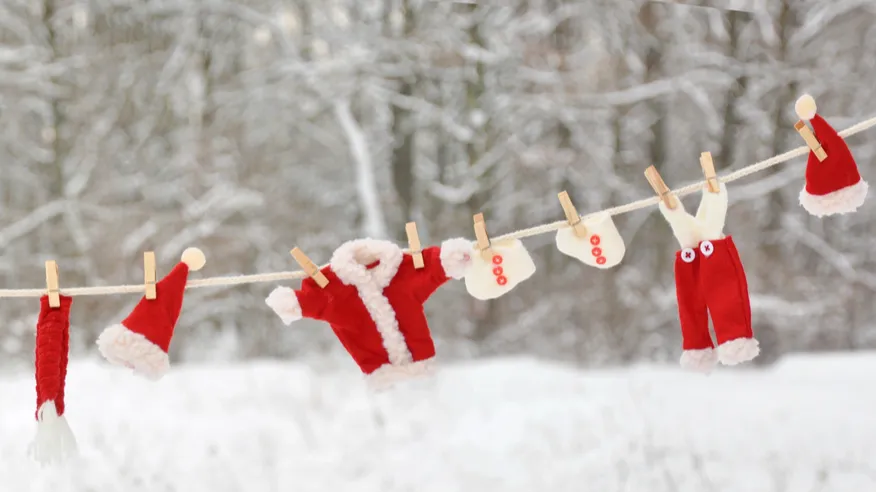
left=333, top=99, right=388, bottom=240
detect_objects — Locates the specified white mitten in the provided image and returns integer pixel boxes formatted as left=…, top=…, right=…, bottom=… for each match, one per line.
left=555, top=213, right=626, bottom=269
left=464, top=239, right=536, bottom=300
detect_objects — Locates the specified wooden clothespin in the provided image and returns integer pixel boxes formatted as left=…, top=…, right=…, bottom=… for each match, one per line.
left=644, top=166, right=678, bottom=210
left=405, top=222, right=424, bottom=269
left=144, top=251, right=157, bottom=300
left=795, top=120, right=828, bottom=162
left=472, top=213, right=494, bottom=260
left=557, top=191, right=587, bottom=238
left=290, top=247, right=329, bottom=288
left=45, top=260, right=60, bottom=308
left=699, top=152, right=720, bottom=193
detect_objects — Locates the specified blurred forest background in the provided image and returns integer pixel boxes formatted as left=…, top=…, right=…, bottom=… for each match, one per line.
left=1, top=0, right=875, bottom=370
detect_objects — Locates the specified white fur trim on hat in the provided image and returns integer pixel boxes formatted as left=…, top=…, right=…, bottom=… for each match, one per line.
left=799, top=179, right=868, bottom=217
left=439, top=238, right=473, bottom=280
left=717, top=337, right=760, bottom=365
left=95, top=324, right=170, bottom=380
left=29, top=400, right=77, bottom=466
left=181, top=247, right=206, bottom=271
left=679, top=348, right=718, bottom=373
left=365, top=358, right=436, bottom=391
left=795, top=94, right=817, bottom=121
left=265, top=286, right=302, bottom=325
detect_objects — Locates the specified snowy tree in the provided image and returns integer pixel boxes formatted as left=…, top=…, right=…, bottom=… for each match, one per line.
left=0, top=0, right=874, bottom=369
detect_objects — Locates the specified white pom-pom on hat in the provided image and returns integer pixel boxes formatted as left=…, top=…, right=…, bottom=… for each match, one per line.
left=795, top=94, right=817, bottom=121
left=181, top=247, right=206, bottom=271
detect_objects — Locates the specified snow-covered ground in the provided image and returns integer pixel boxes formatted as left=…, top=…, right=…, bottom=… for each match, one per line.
left=1, top=353, right=875, bottom=491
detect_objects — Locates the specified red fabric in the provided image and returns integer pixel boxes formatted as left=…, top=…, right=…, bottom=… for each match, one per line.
left=35, top=295, right=72, bottom=419
left=674, top=252, right=712, bottom=351
left=294, top=246, right=451, bottom=374
left=805, top=114, right=862, bottom=196
left=673, top=236, right=753, bottom=349
left=121, top=262, right=190, bottom=352
left=699, top=237, right=753, bottom=344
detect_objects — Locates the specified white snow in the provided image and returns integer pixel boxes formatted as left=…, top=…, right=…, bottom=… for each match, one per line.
left=2, top=353, right=876, bottom=491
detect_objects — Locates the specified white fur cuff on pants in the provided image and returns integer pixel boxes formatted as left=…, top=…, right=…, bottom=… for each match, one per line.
left=718, top=338, right=760, bottom=365
left=680, top=348, right=718, bottom=373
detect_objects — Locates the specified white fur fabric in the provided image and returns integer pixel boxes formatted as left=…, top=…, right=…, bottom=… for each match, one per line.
left=330, top=238, right=403, bottom=288
left=95, top=324, right=170, bottom=380
left=679, top=348, right=718, bottom=373
left=265, top=286, right=302, bottom=325
left=330, top=238, right=412, bottom=366
left=365, top=358, right=436, bottom=391
left=464, top=239, right=536, bottom=300
left=718, top=337, right=760, bottom=365
left=659, top=182, right=729, bottom=248
left=555, top=213, right=626, bottom=269
left=440, top=238, right=474, bottom=279
left=29, top=400, right=77, bottom=466
left=799, top=179, right=868, bottom=217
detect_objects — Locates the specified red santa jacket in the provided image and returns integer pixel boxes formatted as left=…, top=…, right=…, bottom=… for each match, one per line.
left=266, top=237, right=472, bottom=388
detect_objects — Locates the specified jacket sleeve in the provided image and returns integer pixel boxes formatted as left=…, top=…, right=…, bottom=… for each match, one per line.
left=412, top=238, right=473, bottom=302
left=265, top=279, right=331, bottom=325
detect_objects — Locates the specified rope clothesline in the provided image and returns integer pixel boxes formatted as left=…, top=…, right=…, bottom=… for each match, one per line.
left=2, top=115, right=876, bottom=299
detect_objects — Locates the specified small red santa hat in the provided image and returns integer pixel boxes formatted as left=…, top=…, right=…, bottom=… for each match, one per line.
left=30, top=294, right=77, bottom=465
left=96, top=247, right=205, bottom=380
left=795, top=94, right=868, bottom=217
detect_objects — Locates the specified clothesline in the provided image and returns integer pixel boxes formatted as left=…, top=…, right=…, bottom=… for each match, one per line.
left=2, top=114, right=875, bottom=299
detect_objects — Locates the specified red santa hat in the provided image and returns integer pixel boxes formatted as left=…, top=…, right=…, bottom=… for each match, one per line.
left=96, top=247, right=205, bottom=380
left=30, top=294, right=77, bottom=465
left=795, top=94, right=868, bottom=217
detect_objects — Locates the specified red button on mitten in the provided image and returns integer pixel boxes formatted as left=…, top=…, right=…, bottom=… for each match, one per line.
left=555, top=213, right=625, bottom=269
left=464, top=239, right=536, bottom=300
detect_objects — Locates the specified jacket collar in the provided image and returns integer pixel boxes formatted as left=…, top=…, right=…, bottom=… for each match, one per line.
left=329, top=238, right=403, bottom=290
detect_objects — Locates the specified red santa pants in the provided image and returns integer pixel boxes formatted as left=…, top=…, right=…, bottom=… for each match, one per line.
left=674, top=236, right=753, bottom=351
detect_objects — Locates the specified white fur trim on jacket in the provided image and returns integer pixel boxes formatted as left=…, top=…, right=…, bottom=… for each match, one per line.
left=717, top=337, right=760, bottom=365
left=679, top=348, right=718, bottom=373
left=265, top=286, right=302, bottom=325
left=799, top=179, right=868, bottom=217
left=365, top=358, right=436, bottom=391
left=29, top=400, right=77, bottom=465
left=330, top=239, right=412, bottom=366
left=95, top=324, right=170, bottom=380
left=440, top=238, right=474, bottom=280
left=330, top=238, right=403, bottom=289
